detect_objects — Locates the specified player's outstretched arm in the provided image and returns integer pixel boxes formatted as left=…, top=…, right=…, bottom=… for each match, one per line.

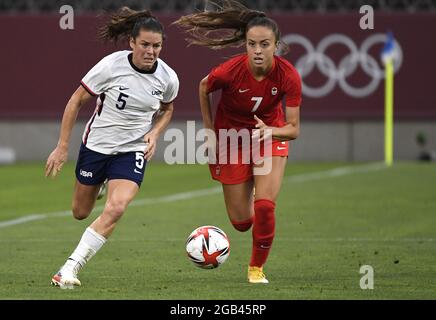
left=45, top=86, right=93, bottom=178
left=198, top=76, right=214, bottom=131
left=198, top=76, right=218, bottom=158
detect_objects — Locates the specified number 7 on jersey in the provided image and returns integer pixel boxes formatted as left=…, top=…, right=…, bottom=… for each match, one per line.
left=251, top=97, right=263, bottom=112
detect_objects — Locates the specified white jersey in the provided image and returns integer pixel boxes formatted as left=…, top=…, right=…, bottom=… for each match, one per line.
left=80, top=50, right=179, bottom=154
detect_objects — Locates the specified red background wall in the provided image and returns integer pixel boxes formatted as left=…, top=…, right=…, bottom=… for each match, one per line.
left=0, top=13, right=435, bottom=120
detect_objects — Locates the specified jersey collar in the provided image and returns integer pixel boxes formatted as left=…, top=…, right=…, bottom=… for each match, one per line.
left=128, top=53, right=158, bottom=74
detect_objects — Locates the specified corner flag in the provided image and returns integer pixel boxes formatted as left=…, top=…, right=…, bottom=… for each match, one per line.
left=381, top=32, right=398, bottom=167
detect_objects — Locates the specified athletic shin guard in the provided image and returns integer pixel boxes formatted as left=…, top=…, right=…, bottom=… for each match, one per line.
left=250, top=199, right=275, bottom=267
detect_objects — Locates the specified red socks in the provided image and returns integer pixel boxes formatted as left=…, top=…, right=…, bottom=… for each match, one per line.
left=228, top=199, right=276, bottom=267
left=230, top=216, right=253, bottom=232
left=250, top=199, right=275, bottom=267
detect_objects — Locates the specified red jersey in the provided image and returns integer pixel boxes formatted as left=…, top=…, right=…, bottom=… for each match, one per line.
left=207, top=54, right=302, bottom=131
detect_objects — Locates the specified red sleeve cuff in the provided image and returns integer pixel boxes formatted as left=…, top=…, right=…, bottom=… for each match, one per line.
left=80, top=81, right=97, bottom=97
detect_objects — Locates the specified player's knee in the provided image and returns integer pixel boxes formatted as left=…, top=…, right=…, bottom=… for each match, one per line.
left=254, top=199, right=275, bottom=220
left=71, top=205, right=92, bottom=220
left=104, top=200, right=128, bottom=222
left=230, top=217, right=253, bottom=232
left=73, top=209, right=90, bottom=220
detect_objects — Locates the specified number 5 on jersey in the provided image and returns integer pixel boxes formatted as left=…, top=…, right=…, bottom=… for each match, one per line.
left=251, top=97, right=263, bottom=112
left=116, top=92, right=129, bottom=110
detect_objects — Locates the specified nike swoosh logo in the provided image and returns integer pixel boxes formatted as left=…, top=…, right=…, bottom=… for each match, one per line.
left=238, top=89, right=250, bottom=93
left=119, top=86, right=129, bottom=91
left=277, top=147, right=286, bottom=150
left=134, top=169, right=142, bottom=174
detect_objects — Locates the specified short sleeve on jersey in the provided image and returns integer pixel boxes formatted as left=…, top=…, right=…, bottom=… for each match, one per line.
left=81, top=55, right=112, bottom=96
left=285, top=69, right=302, bottom=107
left=162, top=74, right=180, bottom=104
left=207, top=63, right=229, bottom=93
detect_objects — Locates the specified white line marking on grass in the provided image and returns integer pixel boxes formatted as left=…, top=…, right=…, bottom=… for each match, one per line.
left=283, top=162, right=386, bottom=183
left=0, top=215, right=48, bottom=228
left=0, top=162, right=386, bottom=229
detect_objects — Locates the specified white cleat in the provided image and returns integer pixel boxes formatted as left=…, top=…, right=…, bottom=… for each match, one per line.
left=51, top=271, right=81, bottom=289
left=96, top=179, right=107, bottom=200
left=51, top=260, right=82, bottom=289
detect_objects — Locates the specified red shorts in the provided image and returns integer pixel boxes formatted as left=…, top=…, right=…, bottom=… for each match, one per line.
left=208, top=139, right=289, bottom=185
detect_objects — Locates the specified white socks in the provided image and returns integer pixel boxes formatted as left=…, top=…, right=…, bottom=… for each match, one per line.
left=64, top=227, right=106, bottom=273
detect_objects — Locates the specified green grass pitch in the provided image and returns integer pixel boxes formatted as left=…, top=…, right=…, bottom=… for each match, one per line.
left=0, top=161, right=435, bottom=299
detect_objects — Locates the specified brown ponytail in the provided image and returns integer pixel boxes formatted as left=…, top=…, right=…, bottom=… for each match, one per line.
left=173, top=0, right=280, bottom=50
left=98, top=6, right=165, bottom=44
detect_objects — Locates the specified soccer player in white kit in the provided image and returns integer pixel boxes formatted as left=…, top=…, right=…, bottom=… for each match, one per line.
left=45, top=7, right=179, bottom=288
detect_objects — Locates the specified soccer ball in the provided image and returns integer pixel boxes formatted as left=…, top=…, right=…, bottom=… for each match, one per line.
left=186, top=225, right=230, bottom=269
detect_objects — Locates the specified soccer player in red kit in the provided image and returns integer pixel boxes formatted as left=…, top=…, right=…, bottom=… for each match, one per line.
left=175, top=0, right=302, bottom=283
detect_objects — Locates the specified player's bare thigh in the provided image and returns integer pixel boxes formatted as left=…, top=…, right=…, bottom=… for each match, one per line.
left=222, top=179, right=255, bottom=222
left=71, top=179, right=102, bottom=220
left=253, top=156, right=287, bottom=202
left=90, top=179, right=139, bottom=238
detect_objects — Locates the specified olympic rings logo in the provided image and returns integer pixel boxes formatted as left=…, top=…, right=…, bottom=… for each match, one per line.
left=280, top=33, right=403, bottom=98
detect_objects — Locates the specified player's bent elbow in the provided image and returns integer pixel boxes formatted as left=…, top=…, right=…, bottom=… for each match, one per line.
left=289, top=127, right=300, bottom=140
left=293, top=128, right=300, bottom=140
